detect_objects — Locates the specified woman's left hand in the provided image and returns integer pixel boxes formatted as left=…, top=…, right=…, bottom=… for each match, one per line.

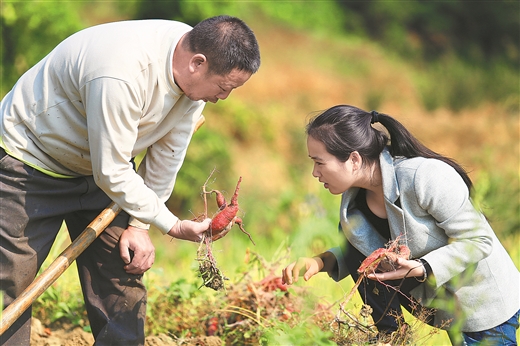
left=366, top=257, right=425, bottom=281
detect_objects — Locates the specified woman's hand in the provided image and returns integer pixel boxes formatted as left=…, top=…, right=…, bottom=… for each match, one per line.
left=366, top=257, right=425, bottom=281
left=281, top=257, right=324, bottom=285
left=168, top=218, right=211, bottom=242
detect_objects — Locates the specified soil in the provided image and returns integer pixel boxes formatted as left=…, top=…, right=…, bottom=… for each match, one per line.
left=30, top=318, right=94, bottom=346
left=30, top=318, right=223, bottom=346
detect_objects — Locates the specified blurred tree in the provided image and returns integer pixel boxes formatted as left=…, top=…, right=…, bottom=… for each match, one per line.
left=0, top=1, right=85, bottom=96
left=132, top=0, right=204, bottom=26
left=338, top=1, right=519, bottom=65
left=131, top=0, right=518, bottom=67
left=134, top=0, right=182, bottom=22
left=133, top=0, right=346, bottom=34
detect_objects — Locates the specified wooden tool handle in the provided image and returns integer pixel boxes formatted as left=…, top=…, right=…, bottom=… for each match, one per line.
left=0, top=202, right=122, bottom=335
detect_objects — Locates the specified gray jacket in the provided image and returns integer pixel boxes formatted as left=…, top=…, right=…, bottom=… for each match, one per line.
left=329, top=148, right=519, bottom=332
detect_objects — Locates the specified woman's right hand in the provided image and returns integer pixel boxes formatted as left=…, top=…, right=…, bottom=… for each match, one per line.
left=281, top=257, right=324, bottom=285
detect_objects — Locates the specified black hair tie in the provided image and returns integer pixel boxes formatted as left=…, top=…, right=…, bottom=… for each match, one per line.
left=370, top=110, right=380, bottom=124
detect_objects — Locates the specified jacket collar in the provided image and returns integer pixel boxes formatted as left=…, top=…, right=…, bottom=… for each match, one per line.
left=379, top=147, right=409, bottom=243
left=380, top=147, right=400, bottom=205
left=339, top=147, right=408, bottom=256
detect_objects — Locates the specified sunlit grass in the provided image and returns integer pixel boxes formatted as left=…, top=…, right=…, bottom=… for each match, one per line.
left=31, top=198, right=518, bottom=344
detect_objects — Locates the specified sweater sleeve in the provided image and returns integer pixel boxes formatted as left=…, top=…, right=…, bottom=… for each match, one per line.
left=413, top=160, right=494, bottom=288
left=130, top=102, right=205, bottom=232
left=82, top=77, right=190, bottom=234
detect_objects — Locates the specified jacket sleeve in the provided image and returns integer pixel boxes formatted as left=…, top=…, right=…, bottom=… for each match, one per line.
left=327, top=246, right=351, bottom=282
left=413, top=159, right=493, bottom=288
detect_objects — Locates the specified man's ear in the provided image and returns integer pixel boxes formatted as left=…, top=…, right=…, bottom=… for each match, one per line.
left=188, top=54, right=207, bottom=73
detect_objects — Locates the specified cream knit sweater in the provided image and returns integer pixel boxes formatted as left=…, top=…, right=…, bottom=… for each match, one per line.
left=0, top=20, right=206, bottom=234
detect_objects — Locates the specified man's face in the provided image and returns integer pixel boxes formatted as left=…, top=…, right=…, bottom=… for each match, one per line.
left=182, top=68, right=252, bottom=103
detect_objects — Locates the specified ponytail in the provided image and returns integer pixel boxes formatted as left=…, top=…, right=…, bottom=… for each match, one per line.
left=307, top=105, right=473, bottom=191
left=372, top=111, right=473, bottom=191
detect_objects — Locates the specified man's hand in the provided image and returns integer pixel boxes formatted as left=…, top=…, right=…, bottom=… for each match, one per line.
left=168, top=218, right=211, bottom=242
left=119, top=226, right=155, bottom=275
left=281, top=257, right=323, bottom=285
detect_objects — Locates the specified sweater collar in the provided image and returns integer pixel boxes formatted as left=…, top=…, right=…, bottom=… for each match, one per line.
left=166, top=38, right=184, bottom=96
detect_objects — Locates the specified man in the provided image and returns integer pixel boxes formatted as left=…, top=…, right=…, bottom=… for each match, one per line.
left=0, top=15, right=260, bottom=345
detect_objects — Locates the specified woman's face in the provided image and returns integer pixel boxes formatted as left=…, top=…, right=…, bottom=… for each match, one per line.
left=307, top=136, right=357, bottom=195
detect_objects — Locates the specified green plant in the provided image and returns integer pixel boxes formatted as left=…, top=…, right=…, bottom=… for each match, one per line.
left=413, top=56, right=518, bottom=112
left=0, top=0, right=85, bottom=96
left=262, top=319, right=336, bottom=346
left=145, top=276, right=205, bottom=336
left=35, top=285, right=87, bottom=328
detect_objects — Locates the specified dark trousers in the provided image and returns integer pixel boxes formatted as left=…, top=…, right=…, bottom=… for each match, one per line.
left=0, top=149, right=146, bottom=345
left=344, top=241, right=435, bottom=334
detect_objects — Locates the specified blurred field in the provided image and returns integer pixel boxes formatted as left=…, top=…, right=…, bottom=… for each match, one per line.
left=155, top=19, right=519, bottom=344
left=30, top=9, right=519, bottom=345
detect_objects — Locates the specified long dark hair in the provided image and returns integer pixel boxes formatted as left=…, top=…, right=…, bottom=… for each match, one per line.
left=306, top=105, right=473, bottom=191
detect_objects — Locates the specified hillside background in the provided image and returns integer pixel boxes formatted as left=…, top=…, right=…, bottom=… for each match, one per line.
left=1, top=1, right=519, bottom=344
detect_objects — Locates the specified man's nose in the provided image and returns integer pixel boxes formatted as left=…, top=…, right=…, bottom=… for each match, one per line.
left=217, top=90, right=231, bottom=100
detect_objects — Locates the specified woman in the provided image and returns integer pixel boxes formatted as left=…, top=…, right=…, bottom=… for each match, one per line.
left=281, top=105, right=519, bottom=345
